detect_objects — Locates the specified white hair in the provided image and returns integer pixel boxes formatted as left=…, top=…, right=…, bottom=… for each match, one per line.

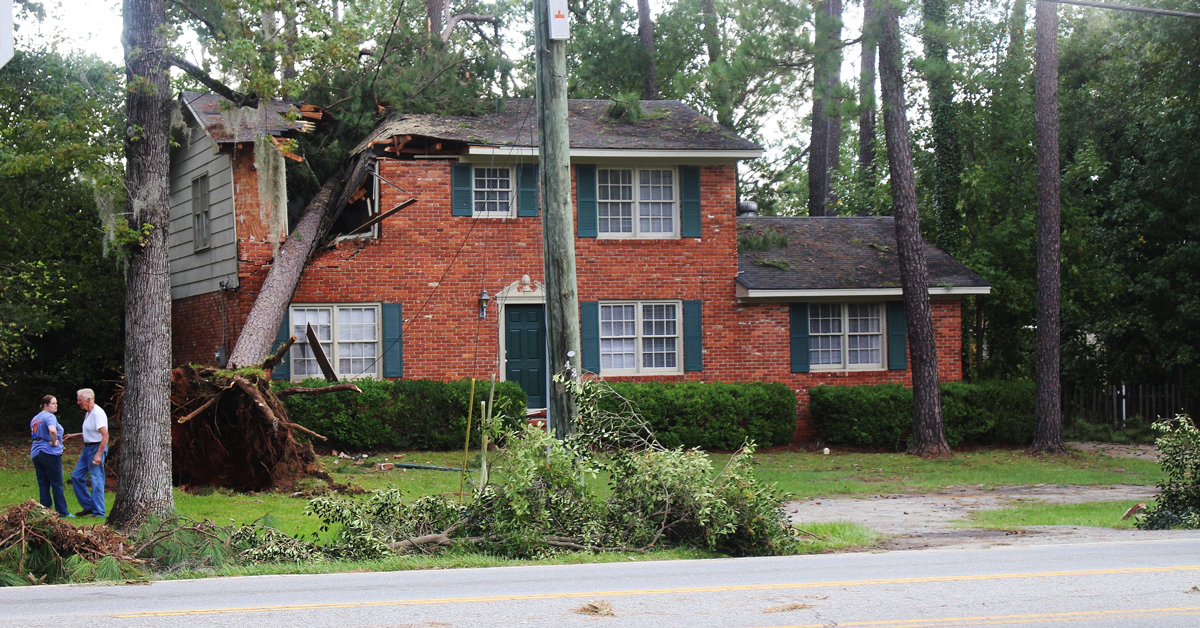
left=77, top=388, right=96, bottom=401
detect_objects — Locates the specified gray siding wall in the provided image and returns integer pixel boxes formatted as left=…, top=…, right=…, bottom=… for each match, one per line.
left=169, top=123, right=238, bottom=300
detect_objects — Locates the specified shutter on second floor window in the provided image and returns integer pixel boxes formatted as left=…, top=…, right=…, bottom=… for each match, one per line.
left=887, top=301, right=908, bottom=371
left=451, top=163, right=473, bottom=216
left=789, top=303, right=810, bottom=373
left=576, top=165, right=597, bottom=238
left=271, top=311, right=292, bottom=380
left=382, top=303, right=403, bottom=378
left=679, top=165, right=701, bottom=238
left=580, top=301, right=600, bottom=373
left=517, top=164, right=539, bottom=217
left=683, top=300, right=703, bottom=372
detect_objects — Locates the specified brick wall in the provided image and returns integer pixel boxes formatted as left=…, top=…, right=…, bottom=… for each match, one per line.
left=172, top=157, right=968, bottom=441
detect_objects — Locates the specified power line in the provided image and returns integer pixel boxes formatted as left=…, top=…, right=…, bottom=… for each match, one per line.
left=1045, top=0, right=1200, bottom=19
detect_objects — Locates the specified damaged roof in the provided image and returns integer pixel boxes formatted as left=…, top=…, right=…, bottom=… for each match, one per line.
left=181, top=91, right=315, bottom=143
left=352, top=99, right=762, bottom=155
left=737, top=217, right=990, bottom=296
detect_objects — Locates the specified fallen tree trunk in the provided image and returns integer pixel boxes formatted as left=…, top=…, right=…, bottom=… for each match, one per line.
left=228, top=174, right=343, bottom=367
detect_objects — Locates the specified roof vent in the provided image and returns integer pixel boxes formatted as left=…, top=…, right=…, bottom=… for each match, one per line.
left=737, top=200, right=759, bottom=217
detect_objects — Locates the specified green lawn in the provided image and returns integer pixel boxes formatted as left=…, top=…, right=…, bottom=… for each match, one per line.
left=964, top=500, right=1148, bottom=530
left=0, top=444, right=1163, bottom=539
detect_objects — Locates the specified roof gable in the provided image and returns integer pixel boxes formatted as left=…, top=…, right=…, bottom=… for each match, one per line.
left=180, top=91, right=312, bottom=144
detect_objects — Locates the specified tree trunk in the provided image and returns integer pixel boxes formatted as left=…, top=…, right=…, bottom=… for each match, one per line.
left=426, top=0, right=445, bottom=37
left=108, top=0, right=176, bottom=532
left=282, top=0, right=298, bottom=82
left=809, top=0, right=843, bottom=217
left=857, top=0, right=879, bottom=216
left=227, top=175, right=342, bottom=367
left=923, top=0, right=962, bottom=254
left=879, top=0, right=949, bottom=457
left=700, top=0, right=722, bottom=64
left=1031, top=0, right=1064, bottom=454
left=637, top=0, right=658, bottom=100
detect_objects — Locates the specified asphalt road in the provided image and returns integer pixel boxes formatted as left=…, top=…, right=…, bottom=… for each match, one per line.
left=4, top=538, right=1200, bottom=628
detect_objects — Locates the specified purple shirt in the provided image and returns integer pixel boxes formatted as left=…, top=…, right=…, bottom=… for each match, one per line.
left=30, top=411, right=64, bottom=458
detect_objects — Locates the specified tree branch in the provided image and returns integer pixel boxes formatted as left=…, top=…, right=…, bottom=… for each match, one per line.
left=440, top=14, right=498, bottom=43
left=276, top=383, right=364, bottom=397
left=167, top=55, right=261, bottom=109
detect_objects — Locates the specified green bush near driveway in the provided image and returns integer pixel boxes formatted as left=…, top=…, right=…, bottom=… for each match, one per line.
left=277, top=378, right=526, bottom=451
left=810, top=380, right=1035, bottom=449
left=601, top=381, right=797, bottom=450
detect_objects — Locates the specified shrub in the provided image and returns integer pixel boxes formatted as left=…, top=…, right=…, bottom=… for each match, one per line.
left=1138, top=415, right=1200, bottom=530
left=277, top=378, right=526, bottom=451
left=600, top=381, right=796, bottom=450
left=810, top=380, right=1035, bottom=449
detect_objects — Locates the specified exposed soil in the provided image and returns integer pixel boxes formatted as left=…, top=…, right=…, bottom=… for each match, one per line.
left=786, top=442, right=1200, bottom=550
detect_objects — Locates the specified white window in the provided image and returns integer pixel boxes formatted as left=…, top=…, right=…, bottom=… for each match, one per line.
left=474, top=167, right=512, bottom=217
left=290, top=305, right=380, bottom=380
left=191, top=174, right=210, bottom=250
left=600, top=301, right=681, bottom=374
left=597, top=167, right=676, bottom=238
left=810, top=303, right=885, bottom=371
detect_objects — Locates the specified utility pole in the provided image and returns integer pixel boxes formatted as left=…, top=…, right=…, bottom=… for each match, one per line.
left=535, top=0, right=580, bottom=437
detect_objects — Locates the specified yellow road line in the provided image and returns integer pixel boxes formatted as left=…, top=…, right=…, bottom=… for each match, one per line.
left=111, top=565, right=1200, bottom=618
left=746, top=606, right=1200, bottom=628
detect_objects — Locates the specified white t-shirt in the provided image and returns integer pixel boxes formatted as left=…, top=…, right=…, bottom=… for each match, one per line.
left=82, top=405, right=109, bottom=443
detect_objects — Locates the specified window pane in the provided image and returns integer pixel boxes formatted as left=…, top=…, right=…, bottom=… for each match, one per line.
left=600, top=304, right=637, bottom=369
left=638, top=169, right=675, bottom=234
left=598, top=169, right=634, bottom=234
left=847, top=303, right=883, bottom=366
left=640, top=303, right=678, bottom=369
left=473, top=168, right=512, bottom=214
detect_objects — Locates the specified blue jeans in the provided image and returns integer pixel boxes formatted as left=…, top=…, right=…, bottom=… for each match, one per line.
left=71, top=443, right=107, bottom=516
left=33, top=452, right=69, bottom=516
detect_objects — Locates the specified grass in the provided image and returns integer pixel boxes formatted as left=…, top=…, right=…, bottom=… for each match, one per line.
left=746, top=448, right=1162, bottom=500
left=963, top=500, right=1150, bottom=530
left=792, top=521, right=883, bottom=551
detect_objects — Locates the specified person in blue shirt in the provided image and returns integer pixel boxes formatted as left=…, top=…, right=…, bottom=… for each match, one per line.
left=30, top=395, right=72, bottom=517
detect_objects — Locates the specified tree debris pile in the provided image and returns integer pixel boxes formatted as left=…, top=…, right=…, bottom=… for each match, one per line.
left=0, top=500, right=137, bottom=585
left=265, top=376, right=803, bottom=561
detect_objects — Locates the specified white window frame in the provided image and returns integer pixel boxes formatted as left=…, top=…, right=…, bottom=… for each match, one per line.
left=289, top=303, right=382, bottom=381
left=809, top=302, right=887, bottom=372
left=473, top=166, right=515, bottom=218
left=599, top=300, right=683, bottom=375
left=191, top=174, right=210, bottom=251
left=596, top=166, right=679, bottom=239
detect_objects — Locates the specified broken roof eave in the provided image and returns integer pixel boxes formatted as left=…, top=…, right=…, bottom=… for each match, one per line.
left=735, top=283, right=993, bottom=302
left=465, top=146, right=764, bottom=160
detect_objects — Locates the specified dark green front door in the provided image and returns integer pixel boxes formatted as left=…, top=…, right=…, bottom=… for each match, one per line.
left=505, top=304, right=547, bottom=408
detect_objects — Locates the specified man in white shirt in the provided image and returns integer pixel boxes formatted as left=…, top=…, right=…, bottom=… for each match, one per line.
left=65, top=388, right=109, bottom=518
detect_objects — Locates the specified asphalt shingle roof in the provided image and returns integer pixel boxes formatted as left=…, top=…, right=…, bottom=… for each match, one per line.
left=352, top=99, right=761, bottom=155
left=736, top=216, right=990, bottom=292
left=181, top=91, right=306, bottom=143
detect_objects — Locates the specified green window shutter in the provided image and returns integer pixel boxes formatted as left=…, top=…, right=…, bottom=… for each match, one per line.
left=576, top=165, right=597, bottom=238
left=789, top=303, right=810, bottom=374
left=271, top=310, right=292, bottom=380
left=517, top=164, right=539, bottom=217
left=451, top=163, right=473, bottom=216
left=683, top=300, right=703, bottom=372
left=382, top=303, right=404, bottom=378
left=679, top=165, right=702, bottom=238
left=580, top=301, right=600, bottom=373
left=887, top=301, right=908, bottom=370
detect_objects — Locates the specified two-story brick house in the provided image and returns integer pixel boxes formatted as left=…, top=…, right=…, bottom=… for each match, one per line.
left=169, top=95, right=989, bottom=441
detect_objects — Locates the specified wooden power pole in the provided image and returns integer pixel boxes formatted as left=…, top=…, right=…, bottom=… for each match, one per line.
left=535, top=0, right=580, bottom=437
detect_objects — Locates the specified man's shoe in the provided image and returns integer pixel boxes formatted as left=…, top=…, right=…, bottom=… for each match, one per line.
left=74, top=509, right=92, bottom=516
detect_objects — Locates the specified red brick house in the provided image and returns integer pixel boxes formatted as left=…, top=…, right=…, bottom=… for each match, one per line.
left=169, top=95, right=990, bottom=440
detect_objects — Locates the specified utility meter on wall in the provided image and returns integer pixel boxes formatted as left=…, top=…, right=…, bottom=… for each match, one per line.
left=547, top=0, right=569, bottom=40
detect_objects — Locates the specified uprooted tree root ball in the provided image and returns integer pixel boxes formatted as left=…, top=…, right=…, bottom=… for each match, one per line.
left=0, top=501, right=139, bottom=585
left=111, top=355, right=361, bottom=492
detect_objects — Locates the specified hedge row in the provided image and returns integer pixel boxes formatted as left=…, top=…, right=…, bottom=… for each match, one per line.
left=601, top=381, right=797, bottom=450
left=276, top=378, right=527, bottom=451
left=809, top=380, right=1035, bottom=449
